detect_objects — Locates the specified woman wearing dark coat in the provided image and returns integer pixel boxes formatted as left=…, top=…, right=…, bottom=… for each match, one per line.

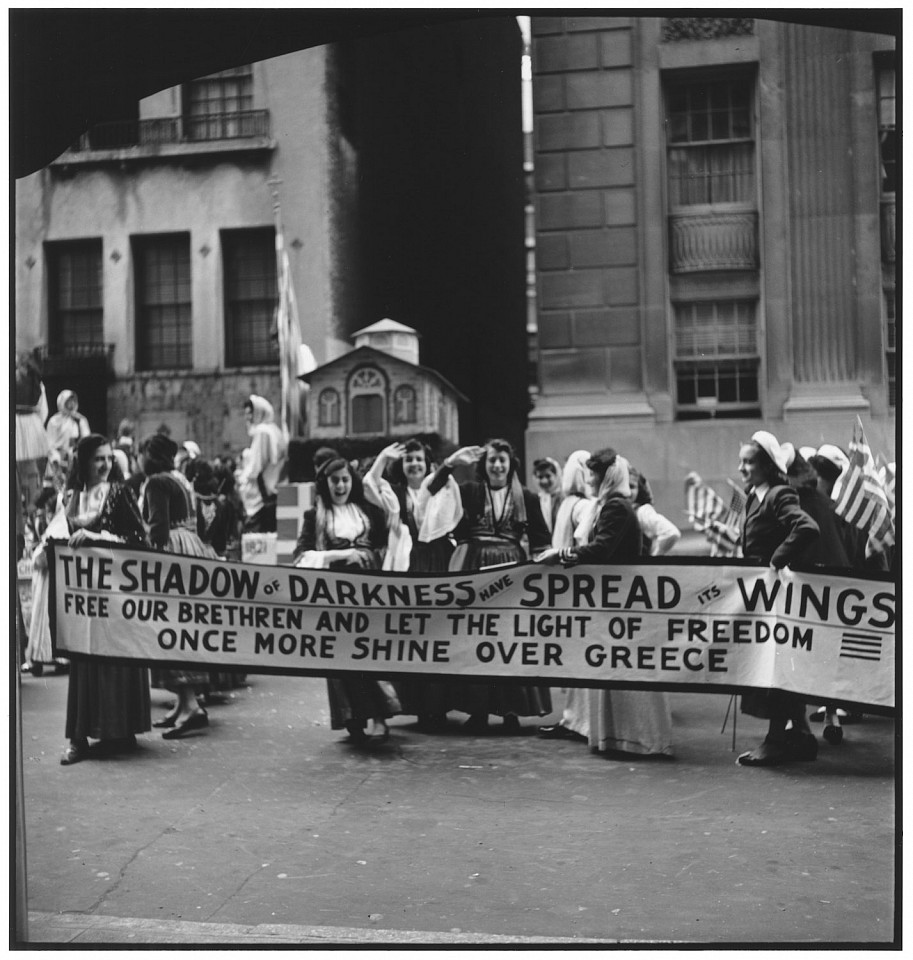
left=736, top=431, right=820, bottom=768
left=430, top=439, right=552, bottom=734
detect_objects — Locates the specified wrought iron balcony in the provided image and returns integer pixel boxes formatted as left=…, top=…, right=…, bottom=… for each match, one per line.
left=880, top=198, right=895, bottom=263
left=662, top=18, right=754, bottom=41
left=37, top=342, right=114, bottom=376
left=65, top=110, right=271, bottom=153
left=669, top=208, right=758, bottom=273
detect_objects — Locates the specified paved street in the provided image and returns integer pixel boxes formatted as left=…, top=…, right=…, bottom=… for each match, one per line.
left=16, top=668, right=895, bottom=946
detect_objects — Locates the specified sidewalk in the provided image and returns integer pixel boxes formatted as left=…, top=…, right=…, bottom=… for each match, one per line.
left=17, top=672, right=896, bottom=946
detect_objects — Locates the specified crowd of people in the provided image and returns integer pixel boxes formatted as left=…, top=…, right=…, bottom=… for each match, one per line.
left=14, top=364, right=889, bottom=771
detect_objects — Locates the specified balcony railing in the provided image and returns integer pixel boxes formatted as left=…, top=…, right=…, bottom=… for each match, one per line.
left=880, top=198, right=895, bottom=263
left=669, top=208, right=758, bottom=273
left=662, top=18, right=754, bottom=41
left=66, top=110, right=271, bottom=153
left=37, top=342, right=115, bottom=376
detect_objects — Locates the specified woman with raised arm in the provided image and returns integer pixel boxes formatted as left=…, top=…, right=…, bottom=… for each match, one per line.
left=60, top=434, right=151, bottom=765
left=293, top=454, right=399, bottom=743
left=364, top=439, right=463, bottom=729
left=430, top=439, right=552, bottom=734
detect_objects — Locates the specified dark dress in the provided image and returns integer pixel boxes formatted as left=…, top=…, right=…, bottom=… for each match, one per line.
left=65, top=482, right=152, bottom=742
left=739, top=483, right=820, bottom=721
left=388, top=483, right=456, bottom=718
left=294, top=501, right=402, bottom=730
left=434, top=471, right=553, bottom=719
left=143, top=472, right=217, bottom=691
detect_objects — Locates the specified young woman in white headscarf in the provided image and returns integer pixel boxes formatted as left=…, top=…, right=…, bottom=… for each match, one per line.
left=237, top=395, right=287, bottom=533
left=536, top=450, right=597, bottom=741
left=429, top=438, right=553, bottom=734
left=45, top=389, right=90, bottom=464
left=547, top=448, right=675, bottom=757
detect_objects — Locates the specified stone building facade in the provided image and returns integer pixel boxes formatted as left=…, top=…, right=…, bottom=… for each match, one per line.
left=15, top=18, right=527, bottom=459
left=525, top=16, right=896, bottom=505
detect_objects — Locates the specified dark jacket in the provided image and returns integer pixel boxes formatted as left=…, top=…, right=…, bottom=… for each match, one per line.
left=293, top=500, right=387, bottom=567
left=741, top=483, right=820, bottom=567
left=574, top=494, right=643, bottom=565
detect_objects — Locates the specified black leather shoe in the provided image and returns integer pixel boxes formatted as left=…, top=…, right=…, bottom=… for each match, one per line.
left=162, top=710, right=209, bottom=739
left=538, top=723, right=573, bottom=739
left=153, top=714, right=178, bottom=728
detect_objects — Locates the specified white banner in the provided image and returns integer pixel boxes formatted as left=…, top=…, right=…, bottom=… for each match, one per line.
left=48, top=544, right=895, bottom=712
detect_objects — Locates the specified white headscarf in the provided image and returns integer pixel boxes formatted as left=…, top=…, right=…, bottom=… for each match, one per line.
left=551, top=450, right=592, bottom=549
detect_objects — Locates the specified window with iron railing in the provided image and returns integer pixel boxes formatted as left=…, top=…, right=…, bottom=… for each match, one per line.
left=223, top=229, right=278, bottom=367
left=47, top=240, right=104, bottom=351
left=673, top=299, right=760, bottom=419
left=665, top=76, right=755, bottom=207
left=184, top=66, right=255, bottom=141
left=134, top=234, right=192, bottom=370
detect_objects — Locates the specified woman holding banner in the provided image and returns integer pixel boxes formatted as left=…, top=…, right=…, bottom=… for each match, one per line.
left=430, top=439, right=552, bottom=734
left=293, top=454, right=400, bottom=743
left=543, top=448, right=674, bottom=758
left=140, top=434, right=218, bottom=739
left=60, top=434, right=151, bottom=765
left=735, top=430, right=820, bottom=767
left=364, top=439, right=463, bottom=729
left=537, top=450, right=596, bottom=742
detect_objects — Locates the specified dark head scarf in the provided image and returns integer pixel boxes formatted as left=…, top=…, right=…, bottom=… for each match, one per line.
left=141, top=433, right=179, bottom=476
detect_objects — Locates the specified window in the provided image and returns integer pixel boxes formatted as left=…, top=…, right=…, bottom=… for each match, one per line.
left=184, top=66, right=254, bottom=140
left=223, top=229, right=278, bottom=367
left=885, top=288, right=895, bottom=407
left=393, top=384, right=417, bottom=424
left=135, top=234, right=192, bottom=370
left=349, top=366, right=386, bottom=434
left=666, top=75, right=755, bottom=207
left=48, top=240, right=103, bottom=349
left=318, top=388, right=341, bottom=427
left=877, top=61, right=895, bottom=195
left=673, top=300, right=760, bottom=419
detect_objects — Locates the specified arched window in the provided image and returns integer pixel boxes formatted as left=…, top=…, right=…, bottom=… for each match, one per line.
left=393, top=384, right=417, bottom=424
left=317, top=388, right=341, bottom=427
left=348, top=366, right=386, bottom=435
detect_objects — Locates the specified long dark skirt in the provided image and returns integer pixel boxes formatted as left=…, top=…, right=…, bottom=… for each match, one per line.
left=65, top=661, right=151, bottom=741
left=394, top=536, right=458, bottom=717
left=447, top=538, right=552, bottom=719
left=327, top=677, right=402, bottom=729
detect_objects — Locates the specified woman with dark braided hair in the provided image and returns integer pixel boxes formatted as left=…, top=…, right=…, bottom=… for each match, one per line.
left=293, top=454, right=399, bottom=743
left=430, top=438, right=552, bottom=734
left=139, top=434, right=218, bottom=739
left=60, top=434, right=151, bottom=765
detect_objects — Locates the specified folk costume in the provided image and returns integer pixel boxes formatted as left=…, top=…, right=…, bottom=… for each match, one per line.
left=429, top=456, right=553, bottom=723
left=294, top=458, right=401, bottom=736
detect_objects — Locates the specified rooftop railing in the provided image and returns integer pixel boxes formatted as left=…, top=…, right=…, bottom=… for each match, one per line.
left=66, top=110, right=271, bottom=153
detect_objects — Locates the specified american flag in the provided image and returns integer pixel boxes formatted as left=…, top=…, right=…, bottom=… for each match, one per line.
left=832, top=418, right=895, bottom=554
left=684, top=472, right=743, bottom=557
left=876, top=456, right=896, bottom=523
